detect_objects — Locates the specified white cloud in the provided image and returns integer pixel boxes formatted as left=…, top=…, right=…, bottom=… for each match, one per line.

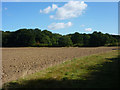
left=48, top=22, right=72, bottom=30
left=50, top=1, right=87, bottom=20
left=85, top=28, right=92, bottom=32
left=40, top=4, right=58, bottom=14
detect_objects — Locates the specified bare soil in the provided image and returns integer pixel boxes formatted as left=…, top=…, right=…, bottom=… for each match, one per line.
left=1, top=47, right=118, bottom=84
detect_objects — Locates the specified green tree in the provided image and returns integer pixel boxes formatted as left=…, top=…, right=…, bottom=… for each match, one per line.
left=42, top=30, right=52, bottom=38
left=83, top=34, right=90, bottom=46
left=14, top=29, right=36, bottom=46
left=34, top=29, right=42, bottom=44
left=58, top=36, right=73, bottom=47
left=71, top=32, right=84, bottom=46
left=89, top=31, right=109, bottom=46
left=40, top=34, right=52, bottom=45
left=50, top=33, right=62, bottom=46
left=2, top=31, right=10, bottom=46
left=2, top=29, right=120, bottom=47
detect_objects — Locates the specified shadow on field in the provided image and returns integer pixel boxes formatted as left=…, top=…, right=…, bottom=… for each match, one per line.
left=3, top=56, right=120, bottom=89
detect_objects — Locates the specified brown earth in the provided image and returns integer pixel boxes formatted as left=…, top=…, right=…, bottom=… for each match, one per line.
left=1, top=47, right=118, bottom=84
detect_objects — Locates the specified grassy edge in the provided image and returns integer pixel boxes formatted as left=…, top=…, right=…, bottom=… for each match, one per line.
left=3, top=50, right=119, bottom=88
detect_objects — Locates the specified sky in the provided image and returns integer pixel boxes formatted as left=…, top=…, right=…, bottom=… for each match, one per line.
left=2, top=1, right=118, bottom=35
left=1, top=0, right=120, bottom=2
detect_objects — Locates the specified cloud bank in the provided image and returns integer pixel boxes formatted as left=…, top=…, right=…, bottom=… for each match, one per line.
left=40, top=4, right=58, bottom=14
left=48, top=22, right=72, bottom=30
left=50, top=1, right=87, bottom=20
left=40, top=1, right=87, bottom=20
left=40, top=1, right=88, bottom=31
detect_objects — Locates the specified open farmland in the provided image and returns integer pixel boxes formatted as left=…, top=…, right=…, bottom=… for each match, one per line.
left=2, top=47, right=118, bottom=84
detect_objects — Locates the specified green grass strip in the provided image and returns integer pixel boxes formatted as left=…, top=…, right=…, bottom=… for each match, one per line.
left=3, top=50, right=119, bottom=88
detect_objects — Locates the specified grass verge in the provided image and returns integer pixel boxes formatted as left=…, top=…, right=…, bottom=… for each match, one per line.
left=3, top=50, right=119, bottom=89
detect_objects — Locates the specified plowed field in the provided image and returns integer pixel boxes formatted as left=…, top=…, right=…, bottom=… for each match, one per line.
left=1, top=47, right=117, bottom=84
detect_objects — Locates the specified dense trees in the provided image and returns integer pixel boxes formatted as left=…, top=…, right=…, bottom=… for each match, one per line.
left=58, top=36, right=73, bottom=47
left=89, top=31, right=107, bottom=46
left=13, top=29, right=36, bottom=46
left=71, top=32, right=84, bottom=46
left=2, top=28, right=120, bottom=47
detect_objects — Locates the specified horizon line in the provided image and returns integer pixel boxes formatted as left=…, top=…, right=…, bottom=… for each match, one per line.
left=1, top=28, right=119, bottom=35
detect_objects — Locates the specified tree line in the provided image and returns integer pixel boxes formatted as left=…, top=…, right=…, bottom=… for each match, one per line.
left=2, top=28, right=120, bottom=47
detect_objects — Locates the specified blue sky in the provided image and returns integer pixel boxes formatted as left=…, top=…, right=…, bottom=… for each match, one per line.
left=2, top=1, right=118, bottom=35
